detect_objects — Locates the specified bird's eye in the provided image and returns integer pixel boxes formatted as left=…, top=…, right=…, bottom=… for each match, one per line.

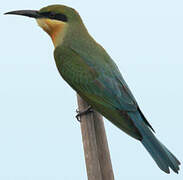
left=40, top=11, right=68, bottom=22
left=49, top=12, right=55, bottom=18
left=54, top=14, right=68, bottom=22
left=40, top=12, right=55, bottom=18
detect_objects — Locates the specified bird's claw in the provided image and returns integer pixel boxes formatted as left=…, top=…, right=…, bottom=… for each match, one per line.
left=75, top=106, right=93, bottom=122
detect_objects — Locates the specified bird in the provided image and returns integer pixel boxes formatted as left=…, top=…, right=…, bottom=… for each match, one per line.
left=5, top=4, right=180, bottom=174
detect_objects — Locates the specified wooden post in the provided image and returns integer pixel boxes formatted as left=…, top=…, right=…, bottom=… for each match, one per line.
left=77, top=94, right=115, bottom=180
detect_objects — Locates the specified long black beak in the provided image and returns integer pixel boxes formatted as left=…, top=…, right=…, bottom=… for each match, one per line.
left=4, top=10, right=42, bottom=19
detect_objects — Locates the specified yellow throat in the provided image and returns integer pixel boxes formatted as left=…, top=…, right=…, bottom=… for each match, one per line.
left=37, top=18, right=67, bottom=47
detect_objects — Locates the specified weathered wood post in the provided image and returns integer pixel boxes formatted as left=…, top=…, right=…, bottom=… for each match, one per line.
left=77, top=94, right=115, bottom=180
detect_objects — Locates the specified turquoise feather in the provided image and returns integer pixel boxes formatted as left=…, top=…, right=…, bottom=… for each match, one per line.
left=128, top=112, right=180, bottom=173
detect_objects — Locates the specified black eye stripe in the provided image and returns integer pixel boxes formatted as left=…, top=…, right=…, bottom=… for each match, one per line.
left=54, top=14, right=67, bottom=22
left=40, top=12, right=68, bottom=22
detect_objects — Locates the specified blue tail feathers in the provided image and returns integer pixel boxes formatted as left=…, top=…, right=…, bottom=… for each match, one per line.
left=128, top=112, right=180, bottom=173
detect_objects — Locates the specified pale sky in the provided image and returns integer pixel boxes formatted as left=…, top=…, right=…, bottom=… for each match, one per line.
left=1, top=0, right=183, bottom=179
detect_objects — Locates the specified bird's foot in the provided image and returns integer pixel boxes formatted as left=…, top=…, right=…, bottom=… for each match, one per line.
left=76, top=105, right=93, bottom=122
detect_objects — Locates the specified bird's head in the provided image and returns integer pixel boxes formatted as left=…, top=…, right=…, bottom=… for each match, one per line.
left=5, top=5, right=82, bottom=47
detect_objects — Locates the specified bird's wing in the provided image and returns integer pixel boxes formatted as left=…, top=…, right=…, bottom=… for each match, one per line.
left=59, top=44, right=138, bottom=112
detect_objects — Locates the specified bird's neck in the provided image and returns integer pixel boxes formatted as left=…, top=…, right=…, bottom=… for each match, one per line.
left=37, top=18, right=68, bottom=48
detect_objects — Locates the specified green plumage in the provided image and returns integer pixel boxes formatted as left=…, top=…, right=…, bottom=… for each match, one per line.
left=53, top=6, right=150, bottom=140
left=52, top=5, right=180, bottom=173
left=54, top=36, right=143, bottom=140
left=6, top=4, right=180, bottom=174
